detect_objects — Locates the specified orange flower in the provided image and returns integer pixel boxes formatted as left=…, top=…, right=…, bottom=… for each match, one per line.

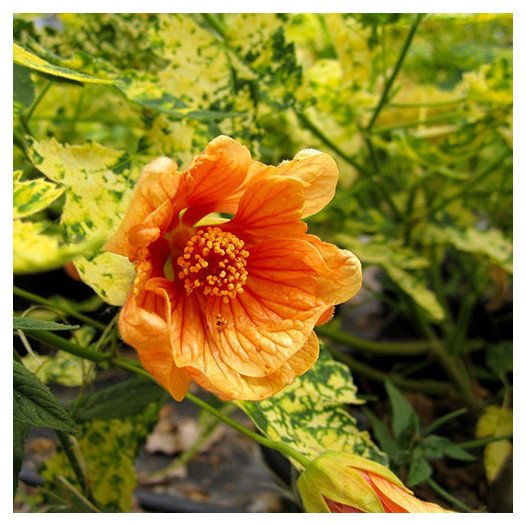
left=104, top=136, right=361, bottom=401
left=297, top=451, right=453, bottom=513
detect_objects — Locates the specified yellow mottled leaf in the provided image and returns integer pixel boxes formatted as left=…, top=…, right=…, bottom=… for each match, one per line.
left=13, top=42, right=116, bottom=85
left=13, top=219, right=100, bottom=274
left=13, top=172, right=65, bottom=219
left=238, top=345, right=386, bottom=469
left=74, top=252, right=135, bottom=306
left=26, top=138, right=139, bottom=304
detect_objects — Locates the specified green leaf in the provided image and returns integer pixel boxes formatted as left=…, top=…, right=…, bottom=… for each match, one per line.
left=385, top=381, right=419, bottom=442
left=421, top=434, right=475, bottom=461
left=13, top=42, right=117, bottom=85
left=72, top=376, right=167, bottom=422
left=13, top=171, right=65, bottom=219
left=238, top=345, right=387, bottom=469
left=363, top=407, right=399, bottom=458
left=26, top=137, right=138, bottom=305
left=407, top=454, right=432, bottom=487
left=13, top=360, right=77, bottom=433
left=13, top=418, right=30, bottom=497
left=13, top=63, right=35, bottom=116
left=486, top=341, right=513, bottom=377
left=14, top=316, right=79, bottom=332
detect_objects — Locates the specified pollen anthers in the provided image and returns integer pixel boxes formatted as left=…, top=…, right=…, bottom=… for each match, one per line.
left=177, top=226, right=249, bottom=301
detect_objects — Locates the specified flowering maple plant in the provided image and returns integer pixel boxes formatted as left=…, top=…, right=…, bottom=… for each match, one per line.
left=104, top=135, right=362, bottom=401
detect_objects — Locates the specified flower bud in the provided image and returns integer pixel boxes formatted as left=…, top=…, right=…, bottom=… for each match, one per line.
left=297, top=451, right=452, bottom=513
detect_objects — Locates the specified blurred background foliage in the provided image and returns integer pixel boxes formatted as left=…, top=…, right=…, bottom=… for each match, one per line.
left=13, top=13, right=512, bottom=512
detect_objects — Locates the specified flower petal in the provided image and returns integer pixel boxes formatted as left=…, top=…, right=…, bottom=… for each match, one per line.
left=206, top=238, right=328, bottom=377
left=228, top=175, right=307, bottom=243
left=368, top=473, right=452, bottom=513
left=307, top=234, right=362, bottom=305
left=185, top=135, right=252, bottom=208
left=185, top=331, right=320, bottom=401
left=277, top=149, right=339, bottom=218
left=103, top=157, right=182, bottom=259
left=119, top=269, right=190, bottom=401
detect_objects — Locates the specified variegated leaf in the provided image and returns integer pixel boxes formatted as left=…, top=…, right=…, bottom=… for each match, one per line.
left=238, top=345, right=387, bottom=469
left=13, top=219, right=99, bottom=274
left=13, top=170, right=65, bottom=219
left=26, top=138, right=138, bottom=305
left=41, top=407, right=159, bottom=512
left=13, top=42, right=117, bottom=85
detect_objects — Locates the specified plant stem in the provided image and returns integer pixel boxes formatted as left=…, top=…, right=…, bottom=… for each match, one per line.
left=422, top=408, right=467, bottom=436
left=405, top=297, right=481, bottom=412
left=185, top=393, right=311, bottom=468
left=21, top=329, right=148, bottom=381
left=325, top=345, right=450, bottom=396
left=201, top=12, right=228, bottom=38
left=429, top=150, right=511, bottom=215
left=456, top=433, right=513, bottom=450
left=426, top=477, right=472, bottom=512
left=389, top=97, right=467, bottom=108
left=24, top=80, right=53, bottom=124
left=295, top=112, right=372, bottom=175
left=55, top=430, right=99, bottom=507
left=23, top=329, right=108, bottom=362
left=372, top=112, right=464, bottom=134
left=366, top=13, right=425, bottom=131
left=13, top=286, right=107, bottom=331
left=315, top=325, right=433, bottom=356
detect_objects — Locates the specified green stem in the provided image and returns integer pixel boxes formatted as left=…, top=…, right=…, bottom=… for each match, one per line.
left=295, top=112, right=372, bottom=175
left=429, top=151, right=511, bottom=215
left=315, top=325, right=432, bottom=356
left=326, top=346, right=450, bottom=396
left=55, top=430, right=99, bottom=507
left=13, top=286, right=107, bottom=331
left=24, top=80, right=53, bottom=124
left=422, top=408, right=467, bottom=436
left=185, top=393, right=310, bottom=468
left=426, top=477, right=472, bottom=512
left=429, top=244, right=453, bottom=332
left=389, top=97, right=467, bottom=108
left=22, top=329, right=147, bottom=381
left=367, top=13, right=425, bottom=131
left=201, top=12, right=228, bottom=38
left=372, top=112, right=464, bottom=134
left=364, top=136, right=403, bottom=221
left=24, top=329, right=108, bottom=362
left=404, top=298, right=481, bottom=412
left=456, top=433, right=513, bottom=450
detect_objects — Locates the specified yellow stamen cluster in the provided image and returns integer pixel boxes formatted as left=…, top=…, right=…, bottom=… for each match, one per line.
left=177, top=226, right=249, bottom=301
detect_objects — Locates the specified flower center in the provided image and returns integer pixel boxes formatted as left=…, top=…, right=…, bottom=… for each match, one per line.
left=177, top=226, right=249, bottom=301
